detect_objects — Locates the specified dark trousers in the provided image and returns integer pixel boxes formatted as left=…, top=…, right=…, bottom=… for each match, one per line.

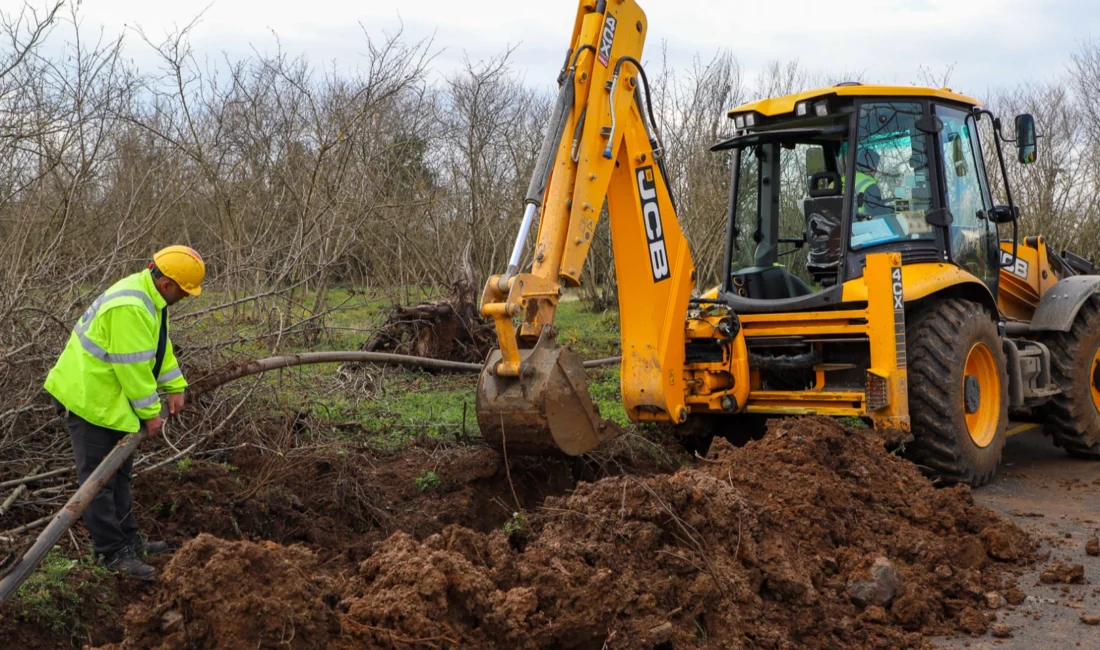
left=54, top=400, right=139, bottom=556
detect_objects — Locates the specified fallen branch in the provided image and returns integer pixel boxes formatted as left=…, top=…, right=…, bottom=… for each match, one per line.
left=1, top=513, right=53, bottom=537
left=0, top=463, right=42, bottom=519
left=0, top=467, right=70, bottom=490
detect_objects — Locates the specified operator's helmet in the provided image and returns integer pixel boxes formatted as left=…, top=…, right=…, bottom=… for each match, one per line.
left=856, top=148, right=880, bottom=174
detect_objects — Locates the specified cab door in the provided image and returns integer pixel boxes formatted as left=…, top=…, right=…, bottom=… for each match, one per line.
left=935, top=104, right=999, bottom=296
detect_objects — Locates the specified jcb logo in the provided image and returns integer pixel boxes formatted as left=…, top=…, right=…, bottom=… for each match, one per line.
left=1000, top=251, right=1029, bottom=280
left=636, top=166, right=670, bottom=282
left=597, top=14, right=617, bottom=67
left=891, top=267, right=904, bottom=311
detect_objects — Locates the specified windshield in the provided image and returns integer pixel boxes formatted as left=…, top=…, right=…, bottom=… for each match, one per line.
left=848, top=102, right=936, bottom=250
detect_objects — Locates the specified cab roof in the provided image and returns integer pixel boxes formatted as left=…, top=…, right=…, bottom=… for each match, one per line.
left=728, top=83, right=982, bottom=118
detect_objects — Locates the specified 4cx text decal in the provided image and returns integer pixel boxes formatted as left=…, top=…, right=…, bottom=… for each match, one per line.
left=597, top=14, right=617, bottom=67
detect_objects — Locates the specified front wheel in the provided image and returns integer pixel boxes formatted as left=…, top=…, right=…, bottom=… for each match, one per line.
left=904, top=298, right=1008, bottom=486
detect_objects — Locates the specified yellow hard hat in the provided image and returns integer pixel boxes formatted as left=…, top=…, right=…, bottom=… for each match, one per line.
left=152, top=246, right=205, bottom=296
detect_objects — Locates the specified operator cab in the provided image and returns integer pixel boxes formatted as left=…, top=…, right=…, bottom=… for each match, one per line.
left=714, top=83, right=1032, bottom=313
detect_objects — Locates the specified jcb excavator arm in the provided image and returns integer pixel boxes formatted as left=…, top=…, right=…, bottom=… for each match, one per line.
left=477, top=0, right=714, bottom=455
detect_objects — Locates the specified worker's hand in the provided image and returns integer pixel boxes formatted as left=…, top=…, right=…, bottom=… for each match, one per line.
left=143, top=416, right=164, bottom=437
left=167, top=392, right=185, bottom=416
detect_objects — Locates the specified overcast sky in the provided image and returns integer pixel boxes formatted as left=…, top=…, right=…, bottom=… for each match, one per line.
left=74, top=0, right=1097, bottom=100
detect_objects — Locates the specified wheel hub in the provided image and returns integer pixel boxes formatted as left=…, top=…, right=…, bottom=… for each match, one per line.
left=963, top=342, right=1000, bottom=448
left=964, top=375, right=981, bottom=414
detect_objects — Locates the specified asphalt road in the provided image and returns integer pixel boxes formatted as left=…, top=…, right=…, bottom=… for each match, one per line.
left=936, top=429, right=1100, bottom=649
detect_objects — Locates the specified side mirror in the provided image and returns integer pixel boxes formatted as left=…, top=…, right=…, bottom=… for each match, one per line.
left=989, top=205, right=1019, bottom=224
left=1015, top=114, right=1037, bottom=164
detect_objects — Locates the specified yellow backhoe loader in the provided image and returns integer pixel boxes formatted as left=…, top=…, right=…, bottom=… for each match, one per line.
left=477, top=0, right=1100, bottom=485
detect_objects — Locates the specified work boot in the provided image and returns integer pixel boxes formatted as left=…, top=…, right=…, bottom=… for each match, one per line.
left=129, top=534, right=170, bottom=557
left=104, top=547, right=157, bottom=581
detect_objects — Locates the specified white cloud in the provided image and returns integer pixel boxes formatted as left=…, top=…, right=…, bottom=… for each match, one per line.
left=73, top=0, right=1095, bottom=97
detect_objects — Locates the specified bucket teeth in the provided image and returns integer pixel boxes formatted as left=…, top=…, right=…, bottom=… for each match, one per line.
left=476, top=345, right=622, bottom=456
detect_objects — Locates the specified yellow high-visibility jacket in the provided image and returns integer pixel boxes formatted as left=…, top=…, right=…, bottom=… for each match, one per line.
left=45, top=269, right=187, bottom=432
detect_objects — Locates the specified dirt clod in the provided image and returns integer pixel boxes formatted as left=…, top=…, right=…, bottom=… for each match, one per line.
left=989, top=622, right=1014, bottom=638
left=959, top=606, right=988, bottom=636
left=1004, top=588, right=1027, bottom=606
left=980, top=522, right=1032, bottom=561
left=1039, top=561, right=1085, bottom=585
left=1081, top=614, right=1100, bottom=626
left=1086, top=535, right=1099, bottom=556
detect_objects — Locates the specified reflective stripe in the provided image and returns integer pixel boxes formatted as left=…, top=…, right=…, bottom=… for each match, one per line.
left=109, top=349, right=157, bottom=364
left=74, top=289, right=157, bottom=334
left=102, top=290, right=157, bottom=318
left=72, top=288, right=160, bottom=364
left=77, top=331, right=109, bottom=361
left=129, top=393, right=159, bottom=410
left=157, top=367, right=183, bottom=384
left=77, top=332, right=156, bottom=364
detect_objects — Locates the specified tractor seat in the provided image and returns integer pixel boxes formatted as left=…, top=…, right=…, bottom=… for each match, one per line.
left=804, top=172, right=844, bottom=288
left=730, top=265, right=813, bottom=300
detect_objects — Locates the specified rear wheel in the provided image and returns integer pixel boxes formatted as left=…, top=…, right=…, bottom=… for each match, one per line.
left=1043, top=296, right=1100, bottom=458
left=905, top=298, right=1008, bottom=486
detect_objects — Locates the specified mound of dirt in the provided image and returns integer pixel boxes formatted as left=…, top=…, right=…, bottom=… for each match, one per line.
left=98, top=534, right=343, bottom=650
left=108, top=417, right=1035, bottom=649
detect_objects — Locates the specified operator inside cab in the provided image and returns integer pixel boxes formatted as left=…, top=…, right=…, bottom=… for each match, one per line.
left=852, top=149, right=891, bottom=220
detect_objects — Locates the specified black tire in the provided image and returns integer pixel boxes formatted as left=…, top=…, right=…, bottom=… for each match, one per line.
left=1043, top=296, right=1100, bottom=458
left=904, top=298, right=1008, bottom=486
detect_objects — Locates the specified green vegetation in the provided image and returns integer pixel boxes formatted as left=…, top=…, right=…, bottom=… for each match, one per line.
left=175, top=457, right=194, bottom=473
left=234, top=295, right=628, bottom=451
left=503, top=512, right=532, bottom=548
left=414, top=470, right=441, bottom=491
left=586, top=367, right=628, bottom=426
left=13, top=547, right=113, bottom=638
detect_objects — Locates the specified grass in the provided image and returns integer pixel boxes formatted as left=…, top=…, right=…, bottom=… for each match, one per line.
left=226, top=294, right=629, bottom=450
left=180, top=282, right=629, bottom=451
left=13, top=547, right=114, bottom=638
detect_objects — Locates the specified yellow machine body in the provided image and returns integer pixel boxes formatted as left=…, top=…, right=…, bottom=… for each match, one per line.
left=478, top=0, right=1100, bottom=474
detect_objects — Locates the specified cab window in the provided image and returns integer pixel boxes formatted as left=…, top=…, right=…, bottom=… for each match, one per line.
left=848, top=102, right=936, bottom=250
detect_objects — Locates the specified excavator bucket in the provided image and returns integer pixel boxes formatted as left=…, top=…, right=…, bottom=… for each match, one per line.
left=476, top=343, right=622, bottom=456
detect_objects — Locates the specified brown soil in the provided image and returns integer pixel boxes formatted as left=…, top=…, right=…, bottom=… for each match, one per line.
left=97, top=534, right=343, bottom=650
left=99, top=417, right=1036, bottom=650
left=132, top=443, right=613, bottom=565
left=1038, top=560, right=1085, bottom=584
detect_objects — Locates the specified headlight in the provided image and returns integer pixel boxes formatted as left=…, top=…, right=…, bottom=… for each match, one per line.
left=744, top=113, right=756, bottom=127
left=734, top=115, right=745, bottom=129
left=796, top=101, right=809, bottom=117
left=814, top=101, right=829, bottom=117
